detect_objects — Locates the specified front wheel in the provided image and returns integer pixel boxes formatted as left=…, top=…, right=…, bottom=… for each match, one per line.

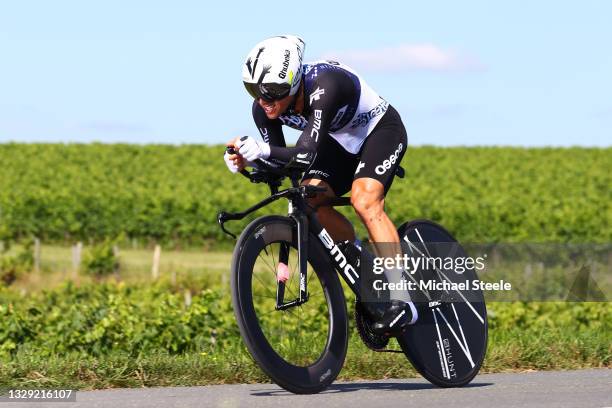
left=231, top=215, right=349, bottom=394
left=395, top=219, right=488, bottom=387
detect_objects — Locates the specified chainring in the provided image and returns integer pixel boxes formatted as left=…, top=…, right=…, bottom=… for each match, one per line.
left=354, top=301, right=389, bottom=351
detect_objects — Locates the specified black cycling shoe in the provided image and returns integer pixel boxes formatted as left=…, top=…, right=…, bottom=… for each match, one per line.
left=371, top=300, right=417, bottom=336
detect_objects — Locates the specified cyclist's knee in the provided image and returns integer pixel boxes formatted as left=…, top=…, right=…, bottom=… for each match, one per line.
left=351, top=179, right=385, bottom=219
left=352, top=196, right=385, bottom=220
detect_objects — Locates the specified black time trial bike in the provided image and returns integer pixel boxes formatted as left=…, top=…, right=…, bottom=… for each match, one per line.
left=217, top=154, right=488, bottom=394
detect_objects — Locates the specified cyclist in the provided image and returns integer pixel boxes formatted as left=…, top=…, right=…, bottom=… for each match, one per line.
left=225, top=35, right=418, bottom=334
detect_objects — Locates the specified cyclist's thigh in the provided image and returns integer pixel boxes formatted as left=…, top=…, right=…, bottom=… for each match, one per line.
left=355, top=105, right=408, bottom=195
left=301, top=135, right=360, bottom=197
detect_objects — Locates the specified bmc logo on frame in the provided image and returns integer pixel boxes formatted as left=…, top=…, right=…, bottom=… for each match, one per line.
left=375, top=143, right=403, bottom=175
left=317, top=228, right=359, bottom=285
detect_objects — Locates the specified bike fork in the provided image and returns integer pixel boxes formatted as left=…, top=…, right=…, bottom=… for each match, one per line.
left=275, top=212, right=309, bottom=310
left=276, top=208, right=366, bottom=310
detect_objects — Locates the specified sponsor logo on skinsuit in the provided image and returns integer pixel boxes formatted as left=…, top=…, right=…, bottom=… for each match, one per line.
left=310, top=110, right=323, bottom=141
left=259, top=127, right=269, bottom=143
left=309, top=87, right=325, bottom=104
left=355, top=161, right=365, bottom=174
left=330, top=105, right=348, bottom=129
left=279, top=114, right=308, bottom=130
left=308, top=169, right=330, bottom=178
left=375, top=143, right=403, bottom=175
left=295, top=152, right=313, bottom=165
left=351, top=99, right=389, bottom=128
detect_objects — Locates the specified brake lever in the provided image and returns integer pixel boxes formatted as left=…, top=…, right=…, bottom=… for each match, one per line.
left=217, top=211, right=237, bottom=239
left=226, top=146, right=251, bottom=178
left=301, top=184, right=328, bottom=198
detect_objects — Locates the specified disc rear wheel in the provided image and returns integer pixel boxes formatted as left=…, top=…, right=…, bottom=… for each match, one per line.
left=395, top=220, right=488, bottom=387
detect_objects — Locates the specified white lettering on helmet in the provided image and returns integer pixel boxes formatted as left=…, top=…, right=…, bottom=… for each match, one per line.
left=375, top=143, right=403, bottom=175
left=279, top=50, right=291, bottom=79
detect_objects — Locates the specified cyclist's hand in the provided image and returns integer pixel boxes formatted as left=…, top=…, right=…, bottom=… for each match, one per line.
left=236, top=136, right=271, bottom=162
left=224, top=150, right=243, bottom=173
left=225, top=138, right=248, bottom=173
left=226, top=136, right=241, bottom=150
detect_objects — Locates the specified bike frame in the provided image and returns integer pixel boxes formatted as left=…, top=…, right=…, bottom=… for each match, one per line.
left=219, top=156, right=488, bottom=387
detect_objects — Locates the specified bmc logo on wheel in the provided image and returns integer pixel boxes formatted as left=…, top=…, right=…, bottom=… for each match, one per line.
left=375, top=143, right=403, bottom=175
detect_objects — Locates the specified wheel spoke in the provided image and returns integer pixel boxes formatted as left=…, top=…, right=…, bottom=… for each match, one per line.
left=252, top=293, right=277, bottom=300
left=244, top=235, right=333, bottom=369
left=252, top=268, right=276, bottom=299
left=257, top=251, right=278, bottom=281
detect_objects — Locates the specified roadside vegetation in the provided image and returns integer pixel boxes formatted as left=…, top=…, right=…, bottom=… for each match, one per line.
left=0, top=274, right=609, bottom=389
left=0, top=144, right=610, bottom=389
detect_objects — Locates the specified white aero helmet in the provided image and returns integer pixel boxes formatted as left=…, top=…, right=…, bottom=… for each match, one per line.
left=242, top=35, right=305, bottom=101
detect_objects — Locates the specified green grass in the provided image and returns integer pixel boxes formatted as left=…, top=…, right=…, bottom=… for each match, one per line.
left=1, top=325, right=608, bottom=390
left=9, top=244, right=233, bottom=293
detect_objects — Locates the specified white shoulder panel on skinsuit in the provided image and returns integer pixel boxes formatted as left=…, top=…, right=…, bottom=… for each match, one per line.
left=307, top=60, right=389, bottom=154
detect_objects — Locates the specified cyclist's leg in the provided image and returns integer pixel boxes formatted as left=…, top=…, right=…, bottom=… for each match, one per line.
left=351, top=178, right=399, bottom=244
left=351, top=105, right=415, bottom=315
left=301, top=178, right=356, bottom=242
left=351, top=104, right=407, bottom=245
left=301, top=136, right=359, bottom=242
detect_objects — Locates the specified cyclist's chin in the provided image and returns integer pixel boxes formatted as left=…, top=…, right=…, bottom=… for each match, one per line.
left=261, top=103, right=283, bottom=119
left=265, top=111, right=282, bottom=120
left=259, top=95, right=292, bottom=119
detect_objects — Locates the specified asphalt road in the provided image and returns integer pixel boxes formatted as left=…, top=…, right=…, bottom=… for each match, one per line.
left=2, top=369, right=610, bottom=408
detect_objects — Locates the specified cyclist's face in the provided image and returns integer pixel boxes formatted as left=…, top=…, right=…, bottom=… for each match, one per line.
left=257, top=94, right=293, bottom=119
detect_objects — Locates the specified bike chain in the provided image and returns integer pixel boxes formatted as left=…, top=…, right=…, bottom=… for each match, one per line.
left=354, top=301, right=393, bottom=351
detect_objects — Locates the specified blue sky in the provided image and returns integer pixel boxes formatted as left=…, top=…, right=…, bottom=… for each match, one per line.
left=1, top=0, right=610, bottom=146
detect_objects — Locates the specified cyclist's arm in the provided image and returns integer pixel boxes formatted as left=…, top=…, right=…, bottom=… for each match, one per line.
left=268, top=77, right=341, bottom=163
left=251, top=100, right=289, bottom=167
left=252, top=100, right=286, bottom=147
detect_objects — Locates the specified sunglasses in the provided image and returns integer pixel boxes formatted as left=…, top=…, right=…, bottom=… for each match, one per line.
left=244, top=82, right=291, bottom=102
